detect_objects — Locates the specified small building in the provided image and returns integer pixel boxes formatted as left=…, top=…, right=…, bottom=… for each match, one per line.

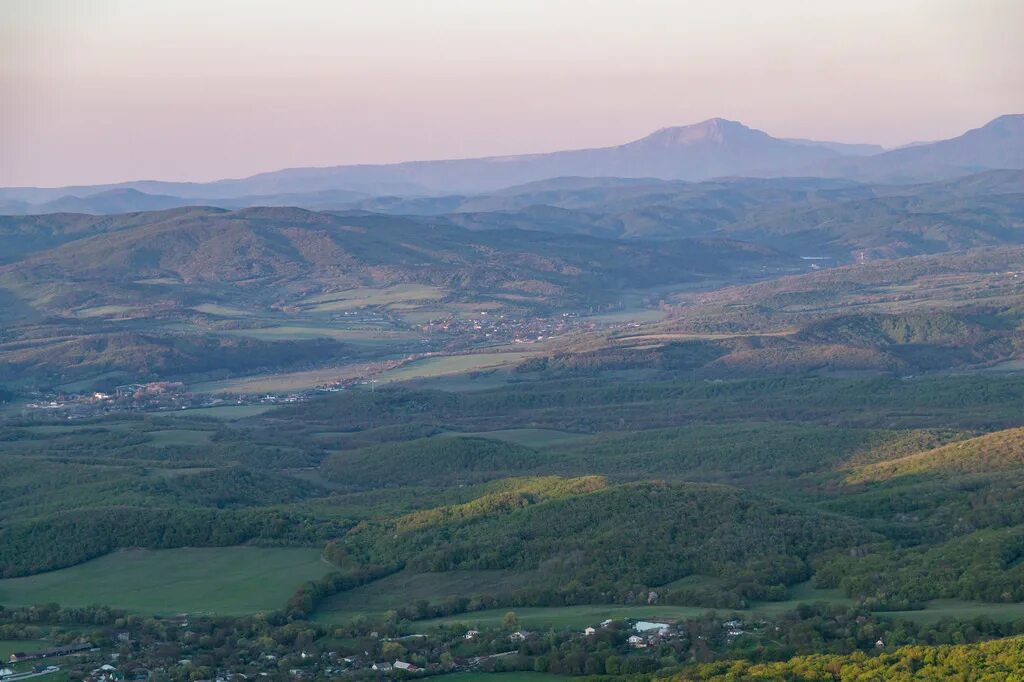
left=583, top=627, right=596, bottom=636
left=372, top=662, right=393, bottom=672
left=634, top=621, right=670, bottom=633
left=509, top=631, right=530, bottom=642
left=627, top=635, right=647, bottom=648
left=394, top=661, right=419, bottom=672
left=10, top=642, right=93, bottom=663
left=464, top=630, right=480, bottom=640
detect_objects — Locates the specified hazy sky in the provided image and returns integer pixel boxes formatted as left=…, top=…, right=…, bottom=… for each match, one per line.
left=2, top=0, right=1022, bottom=187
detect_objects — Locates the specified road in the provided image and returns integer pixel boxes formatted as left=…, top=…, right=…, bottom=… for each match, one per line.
left=1, top=667, right=60, bottom=681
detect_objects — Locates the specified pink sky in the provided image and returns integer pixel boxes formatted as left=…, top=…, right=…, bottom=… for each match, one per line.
left=2, top=0, right=1022, bottom=187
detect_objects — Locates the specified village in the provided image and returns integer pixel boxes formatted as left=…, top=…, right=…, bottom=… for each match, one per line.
left=0, top=611, right=762, bottom=682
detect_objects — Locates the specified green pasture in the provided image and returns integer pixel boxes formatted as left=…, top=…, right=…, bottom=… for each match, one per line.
left=0, top=547, right=331, bottom=615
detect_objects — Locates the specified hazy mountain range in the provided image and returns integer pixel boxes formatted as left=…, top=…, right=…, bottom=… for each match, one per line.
left=1, top=114, right=1021, bottom=215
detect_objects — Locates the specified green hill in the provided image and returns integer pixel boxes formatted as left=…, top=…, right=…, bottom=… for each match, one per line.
left=849, top=427, right=1024, bottom=483
left=332, top=479, right=876, bottom=605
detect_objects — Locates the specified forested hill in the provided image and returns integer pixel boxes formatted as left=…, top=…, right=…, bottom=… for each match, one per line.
left=0, top=206, right=797, bottom=316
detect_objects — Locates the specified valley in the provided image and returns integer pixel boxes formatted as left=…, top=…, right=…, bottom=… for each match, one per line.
left=1, top=114, right=1024, bottom=680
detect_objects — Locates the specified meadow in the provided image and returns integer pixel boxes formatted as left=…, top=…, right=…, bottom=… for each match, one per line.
left=375, top=351, right=537, bottom=383
left=190, top=363, right=374, bottom=394
left=298, top=284, right=446, bottom=312
left=316, top=570, right=537, bottom=616
left=0, top=547, right=331, bottom=615
left=312, top=575, right=853, bottom=629
left=177, top=405, right=277, bottom=419
left=0, top=640, right=49, bottom=659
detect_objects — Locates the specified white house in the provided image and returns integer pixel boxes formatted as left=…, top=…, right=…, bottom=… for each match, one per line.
left=464, top=630, right=480, bottom=640
left=634, top=621, right=670, bottom=633
left=627, top=635, right=647, bottom=648
left=394, top=661, right=418, bottom=671
left=583, top=627, right=596, bottom=636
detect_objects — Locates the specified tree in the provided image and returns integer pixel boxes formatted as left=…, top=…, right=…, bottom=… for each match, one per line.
left=503, top=611, right=520, bottom=631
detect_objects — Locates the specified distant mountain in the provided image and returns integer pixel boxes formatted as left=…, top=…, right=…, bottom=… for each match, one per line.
left=0, top=118, right=853, bottom=205
left=811, top=114, right=1024, bottom=183
left=783, top=138, right=885, bottom=156
left=142, top=118, right=845, bottom=196
left=3, top=115, right=1019, bottom=213
left=31, top=188, right=193, bottom=214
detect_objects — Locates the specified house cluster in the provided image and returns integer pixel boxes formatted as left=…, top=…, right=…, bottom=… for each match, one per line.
left=25, top=382, right=193, bottom=416
left=418, top=311, right=590, bottom=347
left=579, top=618, right=678, bottom=648
left=83, top=663, right=133, bottom=682
left=722, top=619, right=747, bottom=639
left=370, top=660, right=421, bottom=673
left=627, top=621, right=673, bottom=648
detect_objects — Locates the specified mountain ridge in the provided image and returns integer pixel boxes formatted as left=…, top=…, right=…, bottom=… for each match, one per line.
left=2, top=115, right=1020, bottom=211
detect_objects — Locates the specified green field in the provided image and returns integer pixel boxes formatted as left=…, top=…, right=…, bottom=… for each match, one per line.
left=313, top=577, right=861, bottom=630
left=403, top=605, right=718, bottom=632
left=439, top=429, right=591, bottom=448
left=323, top=587, right=1018, bottom=631
left=583, top=308, right=668, bottom=324
left=299, top=284, right=446, bottom=312
left=0, top=640, right=49, bottom=659
left=177, top=405, right=277, bottom=419
left=316, top=570, right=536, bottom=618
left=191, top=365, right=365, bottom=394
left=227, top=325, right=415, bottom=343
left=877, top=599, right=1024, bottom=624
left=377, top=352, right=536, bottom=384
left=0, top=547, right=331, bottom=615
left=74, top=304, right=137, bottom=318
left=191, top=303, right=256, bottom=317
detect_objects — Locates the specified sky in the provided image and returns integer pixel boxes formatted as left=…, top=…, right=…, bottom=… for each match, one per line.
left=1, top=0, right=1022, bottom=187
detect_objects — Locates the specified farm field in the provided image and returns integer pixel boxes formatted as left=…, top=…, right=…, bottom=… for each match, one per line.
left=298, top=284, right=446, bottom=312
left=314, top=578, right=862, bottom=630
left=358, top=593, right=1019, bottom=632
left=191, top=303, right=256, bottom=317
left=316, top=570, right=537, bottom=617
left=0, top=547, right=331, bottom=615
left=0, top=640, right=49, bottom=659
left=376, top=352, right=537, bottom=384
left=177, top=405, right=277, bottom=419
left=400, top=370, right=518, bottom=392
left=582, top=308, right=667, bottom=324
left=225, top=325, right=416, bottom=343
left=402, top=605, right=719, bottom=632
left=74, top=304, right=138, bottom=318
left=190, top=362, right=375, bottom=394
left=877, top=599, right=1024, bottom=624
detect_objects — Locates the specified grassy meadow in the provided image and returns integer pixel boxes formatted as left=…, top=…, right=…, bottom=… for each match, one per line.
left=0, top=547, right=331, bottom=615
